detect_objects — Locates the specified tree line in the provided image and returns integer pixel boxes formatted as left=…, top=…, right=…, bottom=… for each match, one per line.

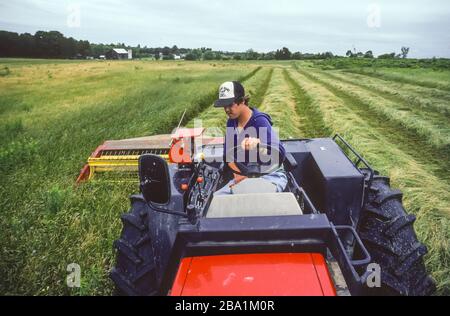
left=0, top=30, right=410, bottom=61
left=345, top=47, right=410, bottom=59
left=0, top=30, right=336, bottom=60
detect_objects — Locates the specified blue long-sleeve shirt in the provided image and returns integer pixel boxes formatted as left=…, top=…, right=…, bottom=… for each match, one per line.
left=223, top=107, right=286, bottom=166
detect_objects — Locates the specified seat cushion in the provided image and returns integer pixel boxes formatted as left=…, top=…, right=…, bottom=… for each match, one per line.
left=206, top=192, right=303, bottom=218
left=231, top=178, right=277, bottom=194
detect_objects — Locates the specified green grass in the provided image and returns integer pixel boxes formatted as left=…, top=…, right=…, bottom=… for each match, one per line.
left=258, top=67, right=303, bottom=139
left=303, top=69, right=450, bottom=152
left=322, top=70, right=450, bottom=118
left=1, top=58, right=449, bottom=295
left=294, top=66, right=450, bottom=183
left=284, top=68, right=332, bottom=138
left=346, top=68, right=450, bottom=92
left=0, top=59, right=260, bottom=295
left=290, top=64, right=450, bottom=294
left=313, top=57, right=450, bottom=91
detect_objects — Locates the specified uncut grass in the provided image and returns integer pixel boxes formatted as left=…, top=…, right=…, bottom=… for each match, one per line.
left=259, top=68, right=302, bottom=139
left=288, top=68, right=450, bottom=294
left=0, top=60, right=255, bottom=124
left=305, top=68, right=450, bottom=152
left=295, top=67, right=450, bottom=185
left=0, top=60, right=259, bottom=295
left=321, top=70, right=450, bottom=118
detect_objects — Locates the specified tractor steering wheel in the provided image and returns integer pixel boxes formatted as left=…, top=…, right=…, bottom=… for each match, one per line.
left=225, top=142, right=282, bottom=178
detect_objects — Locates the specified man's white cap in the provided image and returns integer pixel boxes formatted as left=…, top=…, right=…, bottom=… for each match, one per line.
left=214, top=81, right=245, bottom=107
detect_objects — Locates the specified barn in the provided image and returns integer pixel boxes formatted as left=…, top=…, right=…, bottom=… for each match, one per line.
left=106, top=48, right=133, bottom=60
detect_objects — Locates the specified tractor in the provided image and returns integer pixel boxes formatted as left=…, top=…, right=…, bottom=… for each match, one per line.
left=107, top=130, right=435, bottom=296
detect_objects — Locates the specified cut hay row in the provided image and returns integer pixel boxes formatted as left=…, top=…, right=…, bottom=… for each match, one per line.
left=283, top=68, right=332, bottom=138
left=337, top=68, right=450, bottom=102
left=287, top=68, right=450, bottom=294
left=322, top=70, right=450, bottom=118
left=258, top=67, right=303, bottom=139
left=345, top=68, right=450, bottom=93
left=294, top=67, right=450, bottom=185
left=303, top=68, right=450, bottom=152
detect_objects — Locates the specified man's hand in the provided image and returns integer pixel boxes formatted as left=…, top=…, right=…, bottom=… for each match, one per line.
left=231, top=173, right=247, bottom=188
left=228, top=162, right=248, bottom=188
left=241, top=137, right=260, bottom=151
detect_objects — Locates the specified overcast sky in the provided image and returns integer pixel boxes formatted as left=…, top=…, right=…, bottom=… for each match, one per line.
left=1, top=0, right=449, bottom=58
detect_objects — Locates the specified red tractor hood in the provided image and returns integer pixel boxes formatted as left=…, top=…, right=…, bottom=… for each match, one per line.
left=170, top=253, right=336, bottom=296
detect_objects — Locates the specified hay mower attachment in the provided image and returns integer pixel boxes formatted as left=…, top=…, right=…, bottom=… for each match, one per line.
left=76, top=128, right=223, bottom=183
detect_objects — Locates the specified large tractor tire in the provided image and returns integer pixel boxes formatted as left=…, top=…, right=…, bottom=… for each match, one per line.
left=110, top=195, right=158, bottom=296
left=358, top=175, right=435, bottom=296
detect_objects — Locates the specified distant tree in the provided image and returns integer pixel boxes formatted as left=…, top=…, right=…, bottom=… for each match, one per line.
left=19, top=32, right=35, bottom=57
left=378, top=52, right=396, bottom=59
left=245, top=49, right=259, bottom=60
left=203, top=51, right=215, bottom=60
left=76, top=40, right=91, bottom=57
left=262, top=52, right=276, bottom=60
left=401, top=47, right=410, bottom=59
left=292, top=52, right=303, bottom=60
left=184, top=53, right=197, bottom=61
left=364, top=50, right=374, bottom=58
left=171, top=45, right=179, bottom=55
left=34, top=30, right=65, bottom=58
left=0, top=31, right=19, bottom=57
left=275, top=47, right=292, bottom=60
left=162, top=54, right=175, bottom=60
left=233, top=54, right=242, bottom=60
left=162, top=46, right=171, bottom=55
left=346, top=50, right=354, bottom=58
left=323, top=51, right=334, bottom=59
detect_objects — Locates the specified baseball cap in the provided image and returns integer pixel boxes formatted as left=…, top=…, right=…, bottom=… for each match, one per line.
left=214, top=81, right=245, bottom=107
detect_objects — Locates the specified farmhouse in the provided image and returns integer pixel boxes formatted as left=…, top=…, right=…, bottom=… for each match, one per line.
left=106, top=48, right=133, bottom=60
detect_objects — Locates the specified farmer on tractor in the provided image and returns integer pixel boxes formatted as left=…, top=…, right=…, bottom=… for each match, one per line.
left=213, top=81, right=287, bottom=195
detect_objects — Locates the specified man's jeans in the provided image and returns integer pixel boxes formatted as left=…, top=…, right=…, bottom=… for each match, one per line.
left=214, top=168, right=288, bottom=196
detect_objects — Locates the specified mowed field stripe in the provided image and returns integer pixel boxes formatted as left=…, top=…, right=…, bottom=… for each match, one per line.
left=284, top=68, right=332, bottom=138
left=304, top=68, right=450, bottom=152
left=295, top=66, right=450, bottom=184
left=320, top=70, right=450, bottom=118
left=345, top=68, right=450, bottom=93
left=288, top=68, right=450, bottom=294
left=259, top=67, right=302, bottom=139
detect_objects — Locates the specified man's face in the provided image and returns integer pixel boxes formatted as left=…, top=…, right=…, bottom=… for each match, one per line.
left=224, top=102, right=241, bottom=119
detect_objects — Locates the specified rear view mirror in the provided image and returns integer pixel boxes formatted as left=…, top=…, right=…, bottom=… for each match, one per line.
left=139, top=154, right=171, bottom=204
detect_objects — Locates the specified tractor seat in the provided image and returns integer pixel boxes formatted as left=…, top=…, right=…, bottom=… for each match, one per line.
left=231, top=178, right=278, bottom=194
left=206, top=192, right=303, bottom=218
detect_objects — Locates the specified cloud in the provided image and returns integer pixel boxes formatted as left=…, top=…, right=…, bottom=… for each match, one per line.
left=0, top=0, right=449, bottom=57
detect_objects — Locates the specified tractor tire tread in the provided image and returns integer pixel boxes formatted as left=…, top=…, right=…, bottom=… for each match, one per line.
left=110, top=196, right=158, bottom=296
left=359, top=178, right=435, bottom=296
